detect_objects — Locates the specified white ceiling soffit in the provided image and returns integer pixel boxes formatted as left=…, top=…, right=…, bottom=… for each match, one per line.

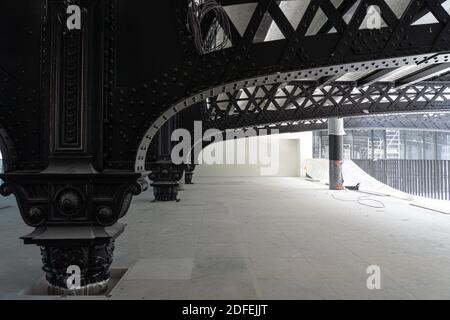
left=224, top=0, right=444, bottom=41
left=359, top=5, right=388, bottom=30
left=280, top=0, right=311, bottom=30
left=306, top=0, right=344, bottom=36
left=306, top=8, right=331, bottom=35
left=257, top=12, right=285, bottom=43
left=223, top=3, right=258, bottom=36
left=237, top=87, right=255, bottom=109
left=337, top=70, right=375, bottom=82
left=379, top=65, right=431, bottom=82
left=385, top=0, right=411, bottom=19
left=343, top=0, right=361, bottom=24
left=444, top=0, right=450, bottom=15
left=412, top=0, right=450, bottom=25
left=328, top=0, right=361, bottom=33
left=265, top=0, right=311, bottom=41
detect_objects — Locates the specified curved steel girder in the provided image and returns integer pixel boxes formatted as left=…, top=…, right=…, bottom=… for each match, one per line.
left=248, top=113, right=450, bottom=134
left=99, top=0, right=450, bottom=171
left=3, top=1, right=450, bottom=171
left=203, top=81, right=450, bottom=130
left=135, top=53, right=450, bottom=171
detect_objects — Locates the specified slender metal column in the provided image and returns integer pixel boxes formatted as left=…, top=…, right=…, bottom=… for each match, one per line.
left=329, top=118, right=345, bottom=190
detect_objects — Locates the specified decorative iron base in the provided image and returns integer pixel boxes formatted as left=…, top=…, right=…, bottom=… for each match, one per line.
left=149, top=160, right=184, bottom=201
left=22, top=223, right=124, bottom=292
left=40, top=240, right=114, bottom=289
left=184, top=164, right=196, bottom=185
left=151, top=182, right=179, bottom=201
left=185, top=172, right=194, bottom=184
left=47, top=280, right=109, bottom=296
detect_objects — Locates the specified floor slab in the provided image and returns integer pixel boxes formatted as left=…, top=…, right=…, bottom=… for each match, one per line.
left=1, top=177, right=450, bottom=299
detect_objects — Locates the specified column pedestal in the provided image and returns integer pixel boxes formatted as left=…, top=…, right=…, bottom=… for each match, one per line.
left=149, top=160, right=184, bottom=202
left=328, top=118, right=345, bottom=190
left=0, top=171, right=144, bottom=293
left=184, top=164, right=196, bottom=185
left=151, top=181, right=180, bottom=201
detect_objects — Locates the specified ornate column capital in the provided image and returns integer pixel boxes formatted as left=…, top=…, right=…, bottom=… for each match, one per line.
left=149, top=160, right=185, bottom=201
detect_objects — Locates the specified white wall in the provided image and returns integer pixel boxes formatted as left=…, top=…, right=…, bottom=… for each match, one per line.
left=195, top=132, right=313, bottom=178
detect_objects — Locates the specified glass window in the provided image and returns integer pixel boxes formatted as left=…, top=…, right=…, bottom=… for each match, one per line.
left=372, top=130, right=386, bottom=160
left=313, top=131, right=324, bottom=158
left=424, top=132, right=437, bottom=160
left=352, top=130, right=371, bottom=160
left=403, top=131, right=424, bottom=160
left=311, top=129, right=450, bottom=161
left=386, top=130, right=401, bottom=159
left=343, top=131, right=353, bottom=160
left=437, top=132, right=450, bottom=160
left=320, top=135, right=329, bottom=159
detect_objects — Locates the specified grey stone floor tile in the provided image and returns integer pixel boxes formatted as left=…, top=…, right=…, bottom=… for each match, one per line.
left=195, top=243, right=249, bottom=258
left=255, top=279, right=339, bottom=300
left=191, top=257, right=253, bottom=282
left=126, top=258, right=194, bottom=280
left=111, top=280, right=189, bottom=300
left=188, top=279, right=258, bottom=300
left=3, top=177, right=450, bottom=299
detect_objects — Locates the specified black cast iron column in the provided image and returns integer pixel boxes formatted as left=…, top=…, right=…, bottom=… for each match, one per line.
left=184, top=164, right=197, bottom=184
left=328, top=118, right=345, bottom=190
left=149, top=117, right=184, bottom=201
left=0, top=0, right=145, bottom=294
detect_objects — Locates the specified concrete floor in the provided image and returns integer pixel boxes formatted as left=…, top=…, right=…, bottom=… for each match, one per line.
left=1, top=177, right=450, bottom=299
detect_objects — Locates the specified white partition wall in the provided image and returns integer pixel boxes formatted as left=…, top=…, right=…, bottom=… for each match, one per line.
left=195, top=132, right=313, bottom=178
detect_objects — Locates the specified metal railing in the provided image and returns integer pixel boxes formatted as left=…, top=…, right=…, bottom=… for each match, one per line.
left=353, top=159, right=450, bottom=201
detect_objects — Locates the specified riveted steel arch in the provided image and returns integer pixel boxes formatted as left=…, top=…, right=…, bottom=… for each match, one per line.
left=134, top=54, right=450, bottom=172
left=100, top=0, right=450, bottom=172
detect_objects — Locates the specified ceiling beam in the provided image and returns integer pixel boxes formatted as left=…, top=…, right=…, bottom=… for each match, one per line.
left=395, top=63, right=450, bottom=88
left=357, top=68, right=397, bottom=87
left=317, top=74, right=345, bottom=88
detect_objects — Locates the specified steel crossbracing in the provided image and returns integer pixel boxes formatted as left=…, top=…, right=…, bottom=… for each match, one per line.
left=202, top=80, right=450, bottom=130
left=206, top=113, right=450, bottom=135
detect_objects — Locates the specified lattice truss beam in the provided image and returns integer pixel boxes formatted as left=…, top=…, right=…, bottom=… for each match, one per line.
left=218, top=0, right=450, bottom=52
left=198, top=0, right=450, bottom=137
left=204, top=80, right=450, bottom=130
left=246, top=113, right=450, bottom=134
left=133, top=0, right=450, bottom=172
